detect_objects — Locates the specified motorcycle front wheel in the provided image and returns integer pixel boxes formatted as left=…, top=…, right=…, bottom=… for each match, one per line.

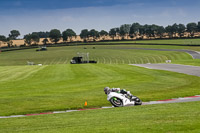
left=134, top=97, right=142, bottom=105
left=110, top=97, right=123, bottom=107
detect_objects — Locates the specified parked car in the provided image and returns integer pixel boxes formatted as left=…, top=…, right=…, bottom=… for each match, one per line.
left=36, top=46, right=47, bottom=51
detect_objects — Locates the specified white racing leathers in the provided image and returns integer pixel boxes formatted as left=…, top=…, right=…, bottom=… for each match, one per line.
left=111, top=88, right=133, bottom=97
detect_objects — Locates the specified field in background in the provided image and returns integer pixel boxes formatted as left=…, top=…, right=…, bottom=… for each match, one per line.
left=1, top=38, right=200, bottom=48
left=0, top=45, right=193, bottom=66
left=95, top=38, right=200, bottom=45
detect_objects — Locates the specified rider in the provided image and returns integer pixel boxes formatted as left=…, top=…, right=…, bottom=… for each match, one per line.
left=104, top=87, right=134, bottom=99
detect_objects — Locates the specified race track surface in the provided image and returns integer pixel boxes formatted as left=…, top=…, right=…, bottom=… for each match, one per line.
left=131, top=64, right=200, bottom=77
left=112, top=47, right=200, bottom=59
left=142, top=96, right=200, bottom=105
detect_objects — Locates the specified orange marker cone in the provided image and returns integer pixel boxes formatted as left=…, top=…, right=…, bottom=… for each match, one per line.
left=84, top=101, right=87, bottom=106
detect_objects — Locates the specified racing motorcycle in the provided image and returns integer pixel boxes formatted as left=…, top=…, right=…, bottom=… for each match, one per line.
left=107, top=92, right=142, bottom=107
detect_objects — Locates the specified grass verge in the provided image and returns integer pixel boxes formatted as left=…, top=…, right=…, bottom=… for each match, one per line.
left=0, top=101, right=200, bottom=133
left=0, top=64, right=199, bottom=116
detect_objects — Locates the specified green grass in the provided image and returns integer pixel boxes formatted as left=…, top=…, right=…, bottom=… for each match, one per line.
left=0, top=45, right=193, bottom=66
left=1, top=101, right=200, bottom=133
left=173, top=59, right=200, bottom=66
left=95, top=38, right=200, bottom=45
left=0, top=44, right=200, bottom=132
left=0, top=64, right=200, bottom=116
left=0, top=45, right=199, bottom=116
left=92, top=44, right=200, bottom=52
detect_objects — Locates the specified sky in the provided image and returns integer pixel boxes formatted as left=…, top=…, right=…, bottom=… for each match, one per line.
left=0, top=0, right=200, bottom=38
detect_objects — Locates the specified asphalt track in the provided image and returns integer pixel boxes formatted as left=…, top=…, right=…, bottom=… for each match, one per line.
left=131, top=64, right=200, bottom=77
left=142, top=96, right=200, bottom=105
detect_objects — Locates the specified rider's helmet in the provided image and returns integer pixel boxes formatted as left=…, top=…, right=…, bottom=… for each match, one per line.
left=104, top=87, right=111, bottom=95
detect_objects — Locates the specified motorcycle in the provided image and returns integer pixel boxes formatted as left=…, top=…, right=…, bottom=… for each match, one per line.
left=107, top=92, right=142, bottom=107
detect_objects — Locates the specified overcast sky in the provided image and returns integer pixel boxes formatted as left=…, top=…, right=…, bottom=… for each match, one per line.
left=0, top=0, right=200, bottom=38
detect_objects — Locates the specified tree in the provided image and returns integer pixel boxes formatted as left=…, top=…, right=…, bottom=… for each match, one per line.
left=115, top=28, right=120, bottom=39
left=89, top=29, right=99, bottom=41
left=49, top=29, right=61, bottom=44
left=145, top=24, right=158, bottom=38
left=156, top=26, right=165, bottom=38
left=138, top=25, right=145, bottom=39
left=32, top=32, right=49, bottom=38
left=171, top=23, right=179, bottom=37
left=9, top=30, right=20, bottom=39
left=197, top=21, right=200, bottom=32
left=141, top=24, right=153, bottom=38
left=62, top=29, right=76, bottom=42
left=99, top=30, right=108, bottom=40
left=177, top=24, right=186, bottom=38
left=6, top=38, right=13, bottom=47
left=129, top=23, right=141, bottom=39
left=0, top=35, right=7, bottom=42
left=23, top=33, right=39, bottom=45
left=80, top=29, right=89, bottom=42
left=109, top=28, right=117, bottom=40
left=165, top=25, right=173, bottom=38
left=0, top=35, right=7, bottom=47
left=31, top=33, right=40, bottom=45
left=187, top=23, right=197, bottom=37
left=24, top=34, right=33, bottom=46
left=42, top=38, right=49, bottom=45
left=119, top=24, right=131, bottom=40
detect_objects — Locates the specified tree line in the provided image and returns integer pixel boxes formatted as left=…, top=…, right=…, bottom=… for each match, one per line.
left=0, top=21, right=200, bottom=47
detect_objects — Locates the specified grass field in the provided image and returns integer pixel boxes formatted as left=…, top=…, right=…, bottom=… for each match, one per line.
left=1, top=101, right=200, bottom=133
left=0, top=44, right=200, bottom=132
left=173, top=59, right=200, bottom=66
left=0, top=45, right=199, bottom=116
left=0, top=64, right=200, bottom=116
left=0, top=45, right=193, bottom=66
left=93, top=44, right=200, bottom=52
